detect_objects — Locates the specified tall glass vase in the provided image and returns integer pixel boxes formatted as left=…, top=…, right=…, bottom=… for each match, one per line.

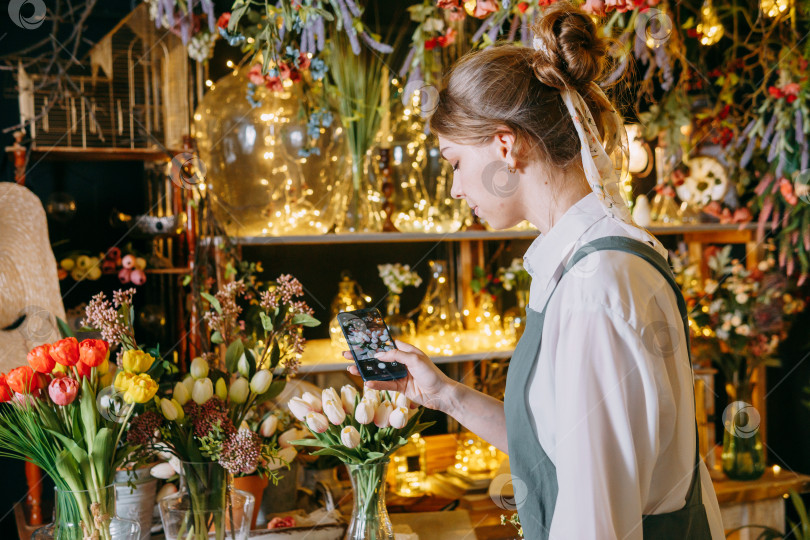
left=721, top=381, right=766, bottom=481
left=158, top=462, right=255, bottom=540
left=32, top=484, right=140, bottom=540
left=416, top=260, right=464, bottom=355
left=336, top=151, right=384, bottom=233
left=346, top=461, right=393, bottom=540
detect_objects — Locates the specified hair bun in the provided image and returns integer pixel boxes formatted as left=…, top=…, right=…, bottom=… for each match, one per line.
left=531, top=3, right=608, bottom=91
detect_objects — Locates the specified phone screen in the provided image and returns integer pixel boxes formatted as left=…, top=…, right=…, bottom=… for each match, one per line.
left=337, top=308, right=408, bottom=381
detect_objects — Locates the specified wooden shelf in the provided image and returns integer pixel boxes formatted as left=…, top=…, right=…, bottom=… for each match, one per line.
left=298, top=338, right=514, bottom=374
left=211, top=223, right=758, bottom=247
left=5, top=145, right=180, bottom=162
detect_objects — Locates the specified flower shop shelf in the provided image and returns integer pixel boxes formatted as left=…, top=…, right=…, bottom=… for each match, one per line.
left=215, top=223, right=758, bottom=246
left=5, top=145, right=181, bottom=162
left=297, top=338, right=514, bottom=374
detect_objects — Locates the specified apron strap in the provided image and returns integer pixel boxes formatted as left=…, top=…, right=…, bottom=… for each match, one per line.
left=548, top=235, right=704, bottom=508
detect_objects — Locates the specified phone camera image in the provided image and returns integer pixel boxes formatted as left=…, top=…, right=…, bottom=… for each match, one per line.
left=339, top=308, right=407, bottom=381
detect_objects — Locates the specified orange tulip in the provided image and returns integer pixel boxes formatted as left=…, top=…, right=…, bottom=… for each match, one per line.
left=79, top=339, right=109, bottom=367
left=27, top=344, right=55, bottom=374
left=50, top=337, right=80, bottom=367
left=75, top=360, right=92, bottom=379
left=0, top=375, right=12, bottom=402
left=7, top=366, right=40, bottom=394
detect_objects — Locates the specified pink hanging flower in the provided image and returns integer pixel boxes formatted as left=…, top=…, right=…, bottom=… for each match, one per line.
left=471, top=0, right=498, bottom=18
left=49, top=377, right=79, bottom=406
left=582, top=0, right=607, bottom=15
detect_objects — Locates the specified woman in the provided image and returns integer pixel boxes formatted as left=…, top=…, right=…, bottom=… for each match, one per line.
left=346, top=4, right=724, bottom=538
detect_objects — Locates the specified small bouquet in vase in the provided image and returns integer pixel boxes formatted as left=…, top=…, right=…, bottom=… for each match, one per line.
left=149, top=276, right=319, bottom=540
left=0, top=288, right=166, bottom=540
left=287, top=385, right=434, bottom=539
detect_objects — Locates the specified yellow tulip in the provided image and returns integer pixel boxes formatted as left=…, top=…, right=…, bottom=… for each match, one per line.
left=123, top=374, right=158, bottom=404
left=114, top=370, right=137, bottom=392
left=122, top=350, right=155, bottom=374
left=97, top=359, right=110, bottom=375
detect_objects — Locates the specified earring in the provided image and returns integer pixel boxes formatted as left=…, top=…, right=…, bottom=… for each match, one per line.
left=507, top=165, right=516, bottom=174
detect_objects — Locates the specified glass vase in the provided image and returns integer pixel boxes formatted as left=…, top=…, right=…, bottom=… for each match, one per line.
left=384, top=294, right=415, bottom=340
left=416, top=260, right=464, bottom=355
left=32, top=484, right=140, bottom=540
left=503, top=289, right=530, bottom=345
left=346, top=461, right=393, bottom=540
left=329, top=274, right=370, bottom=349
left=721, top=385, right=766, bottom=481
left=335, top=150, right=384, bottom=233
left=158, top=461, right=255, bottom=540
left=469, top=293, right=505, bottom=350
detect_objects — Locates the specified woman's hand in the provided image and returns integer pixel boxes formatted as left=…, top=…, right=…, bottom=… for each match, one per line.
left=344, top=340, right=456, bottom=412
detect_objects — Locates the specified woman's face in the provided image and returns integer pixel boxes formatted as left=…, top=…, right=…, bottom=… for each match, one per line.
left=437, top=134, right=527, bottom=230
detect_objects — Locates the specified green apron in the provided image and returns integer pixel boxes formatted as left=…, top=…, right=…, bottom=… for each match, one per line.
left=504, top=236, right=713, bottom=539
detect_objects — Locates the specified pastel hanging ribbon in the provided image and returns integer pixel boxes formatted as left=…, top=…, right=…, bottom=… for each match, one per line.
left=533, top=37, right=634, bottom=225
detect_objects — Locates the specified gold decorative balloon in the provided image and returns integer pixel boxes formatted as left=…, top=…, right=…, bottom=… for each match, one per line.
left=193, top=67, right=350, bottom=236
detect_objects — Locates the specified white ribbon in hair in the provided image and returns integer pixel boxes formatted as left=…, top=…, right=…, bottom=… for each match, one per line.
left=532, top=35, right=634, bottom=225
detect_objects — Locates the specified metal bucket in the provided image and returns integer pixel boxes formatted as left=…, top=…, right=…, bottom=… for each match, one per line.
left=115, top=466, right=158, bottom=540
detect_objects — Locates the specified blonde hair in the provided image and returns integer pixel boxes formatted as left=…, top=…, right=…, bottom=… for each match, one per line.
left=429, top=2, right=617, bottom=171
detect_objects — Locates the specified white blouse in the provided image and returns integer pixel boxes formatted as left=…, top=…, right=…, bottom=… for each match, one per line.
left=522, top=193, right=724, bottom=539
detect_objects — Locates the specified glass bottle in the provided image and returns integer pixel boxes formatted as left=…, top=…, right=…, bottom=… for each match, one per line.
left=329, top=274, right=370, bottom=349
left=384, top=293, right=415, bottom=340
left=721, top=379, right=766, bottom=481
left=390, top=434, right=427, bottom=497
left=469, top=293, right=505, bottom=350
left=503, top=289, right=530, bottom=345
left=416, top=260, right=464, bottom=355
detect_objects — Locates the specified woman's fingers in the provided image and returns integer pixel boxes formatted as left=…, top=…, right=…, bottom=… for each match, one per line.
left=393, top=340, right=424, bottom=355
left=346, top=365, right=361, bottom=376
left=364, top=380, right=401, bottom=392
left=374, top=348, right=418, bottom=368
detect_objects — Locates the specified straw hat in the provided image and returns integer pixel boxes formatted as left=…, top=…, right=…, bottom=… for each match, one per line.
left=0, top=183, right=66, bottom=372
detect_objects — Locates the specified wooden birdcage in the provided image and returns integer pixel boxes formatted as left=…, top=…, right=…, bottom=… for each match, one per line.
left=16, top=3, right=203, bottom=154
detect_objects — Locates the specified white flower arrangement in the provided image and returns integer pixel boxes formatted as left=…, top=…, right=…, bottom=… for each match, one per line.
left=377, top=263, right=423, bottom=295
left=497, top=258, right=530, bottom=292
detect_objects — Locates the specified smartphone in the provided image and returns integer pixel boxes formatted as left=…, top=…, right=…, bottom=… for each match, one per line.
left=337, top=308, right=408, bottom=382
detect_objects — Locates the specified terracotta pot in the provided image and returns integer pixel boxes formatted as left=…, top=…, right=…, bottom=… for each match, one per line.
left=234, top=474, right=269, bottom=529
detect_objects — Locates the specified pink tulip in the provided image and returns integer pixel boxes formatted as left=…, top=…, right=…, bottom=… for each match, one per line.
left=49, top=377, right=79, bottom=406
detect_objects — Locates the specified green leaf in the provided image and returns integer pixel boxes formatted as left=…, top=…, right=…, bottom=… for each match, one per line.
left=181, top=275, right=192, bottom=287
left=80, top=378, right=97, bottom=452
left=244, top=349, right=257, bottom=378
left=201, top=292, right=222, bottom=314
left=311, top=447, right=359, bottom=463
left=211, top=331, right=224, bottom=344
left=288, top=438, right=328, bottom=447
left=269, top=341, right=281, bottom=369
left=92, top=428, right=114, bottom=484
left=366, top=451, right=384, bottom=460
left=291, top=313, right=320, bottom=327
left=56, top=317, right=75, bottom=338
left=254, top=379, right=286, bottom=405
left=225, top=339, right=245, bottom=374
left=259, top=311, right=274, bottom=332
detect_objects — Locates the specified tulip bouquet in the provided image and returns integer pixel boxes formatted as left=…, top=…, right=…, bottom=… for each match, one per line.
left=0, top=330, right=159, bottom=540
left=287, top=386, right=434, bottom=533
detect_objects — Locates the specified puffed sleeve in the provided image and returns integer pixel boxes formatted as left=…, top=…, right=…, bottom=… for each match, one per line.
left=548, top=306, right=660, bottom=540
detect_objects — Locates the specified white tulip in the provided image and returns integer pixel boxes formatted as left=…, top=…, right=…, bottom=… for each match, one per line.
left=192, top=378, right=214, bottom=405
left=279, top=428, right=304, bottom=448
left=305, top=412, right=329, bottom=434
left=160, top=398, right=179, bottom=421
left=267, top=446, right=298, bottom=471
left=341, top=426, right=361, bottom=449
left=322, top=387, right=340, bottom=407
left=150, top=462, right=176, bottom=480
left=323, top=399, right=346, bottom=425
left=374, top=401, right=393, bottom=428
left=190, top=357, right=209, bottom=380
left=288, top=397, right=312, bottom=421
left=173, top=381, right=191, bottom=405
left=250, top=370, right=272, bottom=394
left=215, top=378, right=228, bottom=401
left=388, top=406, right=409, bottom=429
left=301, top=391, right=322, bottom=412
left=341, top=385, right=359, bottom=414
left=260, top=414, right=279, bottom=437
left=182, top=374, right=195, bottom=396
left=229, top=378, right=249, bottom=403
left=363, top=388, right=380, bottom=407
left=394, top=393, right=409, bottom=409
left=354, top=400, right=374, bottom=425
left=237, top=353, right=250, bottom=377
